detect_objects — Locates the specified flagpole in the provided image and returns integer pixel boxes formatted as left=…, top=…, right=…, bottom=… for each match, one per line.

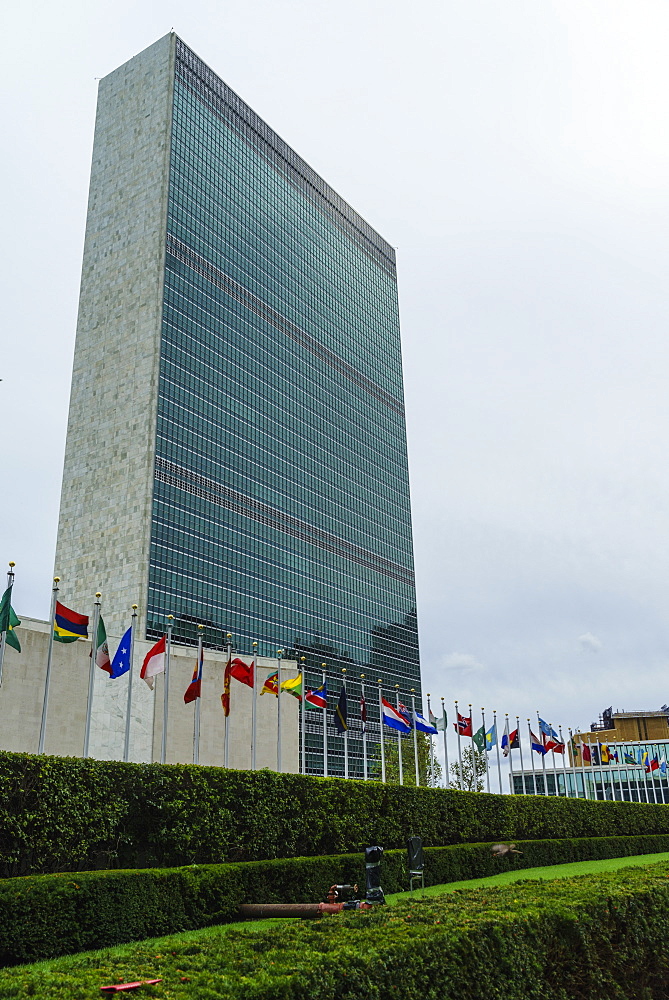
left=378, top=678, right=385, bottom=783
left=0, top=561, right=15, bottom=687
left=193, top=624, right=203, bottom=765
left=251, top=642, right=258, bottom=770
left=342, top=669, right=349, bottom=779
left=224, top=634, right=232, bottom=769
left=454, top=700, right=462, bottom=783
left=469, top=704, right=478, bottom=791
left=411, top=689, right=420, bottom=786
left=300, top=657, right=306, bottom=775
left=579, top=733, right=589, bottom=799
left=361, top=674, right=368, bottom=780
left=614, top=740, right=623, bottom=799
left=123, top=605, right=138, bottom=763
left=633, top=743, right=642, bottom=802
left=83, top=593, right=101, bottom=759
left=516, top=716, right=526, bottom=794
left=645, top=746, right=658, bottom=803
left=657, top=743, right=669, bottom=803
left=613, top=741, right=624, bottom=801
left=536, top=712, right=547, bottom=794
left=481, top=708, right=490, bottom=793
left=587, top=737, right=595, bottom=800
left=441, top=698, right=449, bottom=788
left=651, top=748, right=659, bottom=803
left=579, top=739, right=588, bottom=801
left=493, top=710, right=502, bottom=794
left=276, top=648, right=283, bottom=773
left=38, top=577, right=60, bottom=755
left=619, top=741, right=632, bottom=801
left=505, top=715, right=514, bottom=793
left=544, top=719, right=559, bottom=796
left=527, top=720, right=539, bottom=794
left=427, top=694, right=434, bottom=786
left=558, top=725, right=569, bottom=796
left=630, top=749, right=641, bottom=802
left=657, top=743, right=665, bottom=802
left=548, top=721, right=560, bottom=796
left=658, top=743, right=668, bottom=803
left=568, top=729, right=575, bottom=793
left=395, top=686, right=403, bottom=785
left=638, top=746, right=648, bottom=802
left=161, top=614, right=174, bottom=765
left=322, top=664, right=328, bottom=777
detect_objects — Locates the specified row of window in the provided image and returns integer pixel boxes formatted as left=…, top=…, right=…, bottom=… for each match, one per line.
left=149, top=491, right=415, bottom=606
left=171, top=67, right=396, bottom=282
left=169, top=90, right=401, bottom=385
left=148, top=535, right=417, bottom=639
left=152, top=456, right=413, bottom=576
left=162, top=240, right=403, bottom=407
left=174, top=43, right=394, bottom=264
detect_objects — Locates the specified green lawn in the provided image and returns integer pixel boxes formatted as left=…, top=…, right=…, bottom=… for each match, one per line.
left=3, top=852, right=669, bottom=998
left=386, top=849, right=669, bottom=899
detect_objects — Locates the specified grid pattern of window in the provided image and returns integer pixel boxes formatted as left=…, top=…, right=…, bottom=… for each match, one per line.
left=146, top=40, right=421, bottom=774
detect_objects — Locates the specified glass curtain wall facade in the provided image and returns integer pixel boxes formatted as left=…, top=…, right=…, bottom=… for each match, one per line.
left=513, top=739, right=669, bottom=801
left=147, top=39, right=420, bottom=776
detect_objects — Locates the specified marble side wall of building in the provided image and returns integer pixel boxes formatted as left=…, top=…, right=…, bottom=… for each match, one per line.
left=54, top=33, right=175, bottom=637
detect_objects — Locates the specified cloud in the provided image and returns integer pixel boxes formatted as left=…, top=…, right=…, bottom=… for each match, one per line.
left=440, top=652, right=485, bottom=672
left=578, top=632, right=603, bottom=653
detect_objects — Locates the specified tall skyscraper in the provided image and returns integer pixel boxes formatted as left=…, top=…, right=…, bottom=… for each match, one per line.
left=55, top=33, right=420, bottom=776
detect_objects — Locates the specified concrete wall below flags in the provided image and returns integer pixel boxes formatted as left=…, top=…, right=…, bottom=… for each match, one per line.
left=0, top=617, right=299, bottom=771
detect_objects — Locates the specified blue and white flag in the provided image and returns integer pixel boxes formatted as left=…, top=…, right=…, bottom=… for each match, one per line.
left=109, top=627, right=133, bottom=679
left=413, top=710, right=437, bottom=735
left=538, top=717, right=560, bottom=743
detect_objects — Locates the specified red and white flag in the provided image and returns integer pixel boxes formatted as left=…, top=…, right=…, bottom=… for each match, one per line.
left=140, top=635, right=166, bottom=689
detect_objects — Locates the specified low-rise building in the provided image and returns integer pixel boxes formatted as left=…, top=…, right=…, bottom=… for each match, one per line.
left=0, top=617, right=299, bottom=770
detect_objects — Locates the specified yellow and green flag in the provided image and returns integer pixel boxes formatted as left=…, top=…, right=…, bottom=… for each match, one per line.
left=281, top=673, right=303, bottom=701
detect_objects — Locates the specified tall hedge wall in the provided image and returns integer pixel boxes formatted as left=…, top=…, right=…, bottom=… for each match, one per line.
left=3, top=836, right=669, bottom=965
left=2, top=751, right=668, bottom=876
left=5, top=862, right=669, bottom=994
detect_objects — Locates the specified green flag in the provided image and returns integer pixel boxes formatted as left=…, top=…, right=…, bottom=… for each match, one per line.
left=0, top=585, right=21, bottom=652
left=472, top=724, right=486, bottom=751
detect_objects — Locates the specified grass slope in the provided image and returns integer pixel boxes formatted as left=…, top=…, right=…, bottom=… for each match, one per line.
left=386, top=849, right=669, bottom=899
left=4, top=853, right=669, bottom=998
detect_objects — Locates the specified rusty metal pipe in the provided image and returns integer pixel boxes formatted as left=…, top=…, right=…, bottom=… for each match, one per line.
left=238, top=902, right=345, bottom=919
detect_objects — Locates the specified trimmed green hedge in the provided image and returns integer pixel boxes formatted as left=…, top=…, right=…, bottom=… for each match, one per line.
left=3, top=834, right=669, bottom=965
left=2, top=752, right=669, bottom=876
left=5, top=862, right=669, bottom=997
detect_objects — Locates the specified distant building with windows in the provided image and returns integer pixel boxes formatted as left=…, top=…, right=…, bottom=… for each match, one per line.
left=572, top=705, right=669, bottom=755
left=54, top=34, right=421, bottom=777
left=511, top=705, right=669, bottom=801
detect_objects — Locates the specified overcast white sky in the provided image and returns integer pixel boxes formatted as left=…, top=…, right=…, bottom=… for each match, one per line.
left=3, top=0, right=669, bottom=776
